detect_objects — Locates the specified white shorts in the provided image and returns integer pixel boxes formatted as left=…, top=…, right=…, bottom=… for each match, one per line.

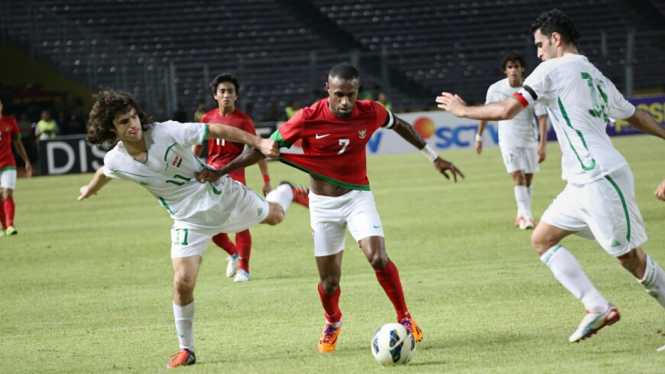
left=170, top=183, right=269, bottom=258
left=540, top=166, right=647, bottom=257
left=500, top=146, right=539, bottom=174
left=0, top=168, right=17, bottom=190
left=309, top=190, right=384, bottom=257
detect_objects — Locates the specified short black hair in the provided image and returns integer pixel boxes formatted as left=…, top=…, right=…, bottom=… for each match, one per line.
left=209, top=73, right=240, bottom=98
left=531, top=9, right=580, bottom=47
left=501, top=52, right=526, bottom=71
left=328, top=63, right=360, bottom=81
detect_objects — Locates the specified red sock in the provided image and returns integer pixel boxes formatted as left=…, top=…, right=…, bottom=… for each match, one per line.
left=236, top=230, right=252, bottom=273
left=3, top=197, right=14, bottom=228
left=318, top=283, right=342, bottom=323
left=0, top=199, right=6, bottom=229
left=211, top=233, right=238, bottom=256
left=375, top=260, right=409, bottom=320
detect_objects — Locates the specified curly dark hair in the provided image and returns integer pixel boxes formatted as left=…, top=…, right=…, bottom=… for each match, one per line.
left=531, top=9, right=580, bottom=47
left=87, top=90, right=152, bottom=145
left=500, top=52, right=526, bottom=71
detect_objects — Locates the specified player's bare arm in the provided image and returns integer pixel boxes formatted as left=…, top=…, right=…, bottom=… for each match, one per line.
left=476, top=120, right=488, bottom=155
left=655, top=180, right=665, bottom=201
left=196, top=148, right=265, bottom=183
left=12, top=138, right=32, bottom=177
left=436, top=93, right=524, bottom=121
left=257, top=158, right=272, bottom=196
left=625, top=109, right=665, bottom=140
left=392, top=116, right=464, bottom=182
left=78, top=167, right=112, bottom=201
left=205, top=123, right=279, bottom=158
left=537, top=115, right=548, bottom=163
left=192, top=144, right=204, bottom=156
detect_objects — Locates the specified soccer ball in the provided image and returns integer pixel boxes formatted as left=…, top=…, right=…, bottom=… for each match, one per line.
left=370, top=323, right=416, bottom=365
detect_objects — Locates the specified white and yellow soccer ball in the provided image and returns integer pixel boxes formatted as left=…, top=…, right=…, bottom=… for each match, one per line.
left=370, top=323, right=416, bottom=365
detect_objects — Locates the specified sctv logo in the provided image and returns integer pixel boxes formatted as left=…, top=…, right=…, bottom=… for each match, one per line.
left=367, top=116, right=499, bottom=153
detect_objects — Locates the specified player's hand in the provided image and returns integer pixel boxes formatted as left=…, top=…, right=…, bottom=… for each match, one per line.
left=257, top=138, right=280, bottom=158
left=25, top=163, right=33, bottom=178
left=195, top=168, right=225, bottom=183
left=537, top=144, right=546, bottom=163
left=475, top=140, right=482, bottom=155
left=78, top=185, right=97, bottom=201
left=655, top=180, right=665, bottom=201
left=433, top=157, right=465, bottom=183
left=262, top=182, right=273, bottom=196
left=436, top=93, right=467, bottom=117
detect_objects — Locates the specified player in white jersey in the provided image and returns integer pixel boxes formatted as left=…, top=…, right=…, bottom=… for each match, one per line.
left=476, top=52, right=548, bottom=229
left=77, top=90, right=308, bottom=368
left=437, top=9, right=665, bottom=346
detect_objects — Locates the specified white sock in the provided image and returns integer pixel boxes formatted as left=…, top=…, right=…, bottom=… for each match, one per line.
left=528, top=185, right=533, bottom=198
left=639, top=254, right=665, bottom=309
left=540, top=244, right=608, bottom=313
left=266, top=184, right=294, bottom=213
left=514, top=185, right=531, bottom=219
left=173, top=301, right=195, bottom=351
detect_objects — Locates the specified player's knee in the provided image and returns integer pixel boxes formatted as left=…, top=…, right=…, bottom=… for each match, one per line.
left=531, top=230, right=553, bottom=256
left=1, top=189, right=11, bottom=200
left=367, top=251, right=389, bottom=269
left=173, top=274, right=196, bottom=295
left=617, top=247, right=645, bottom=275
left=320, top=277, right=340, bottom=294
left=262, top=203, right=284, bottom=225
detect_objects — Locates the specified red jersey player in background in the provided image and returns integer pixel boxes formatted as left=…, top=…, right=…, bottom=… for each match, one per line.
left=193, top=73, right=275, bottom=283
left=0, top=99, right=33, bottom=237
left=195, top=63, right=464, bottom=352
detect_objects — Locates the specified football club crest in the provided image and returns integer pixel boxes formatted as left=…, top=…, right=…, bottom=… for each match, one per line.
left=358, top=128, right=367, bottom=139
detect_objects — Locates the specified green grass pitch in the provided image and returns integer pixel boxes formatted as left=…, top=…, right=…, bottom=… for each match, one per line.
left=1, top=135, right=664, bottom=373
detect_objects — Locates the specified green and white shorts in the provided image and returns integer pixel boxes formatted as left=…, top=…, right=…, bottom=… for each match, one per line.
left=541, top=166, right=647, bottom=257
left=170, top=181, right=270, bottom=258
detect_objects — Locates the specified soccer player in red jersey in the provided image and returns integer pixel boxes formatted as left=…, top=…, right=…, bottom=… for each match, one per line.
left=195, top=63, right=464, bottom=352
left=193, top=73, right=274, bottom=283
left=0, top=99, right=33, bottom=237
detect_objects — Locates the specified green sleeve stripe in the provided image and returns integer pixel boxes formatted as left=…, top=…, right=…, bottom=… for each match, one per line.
left=12, top=134, right=22, bottom=141
left=270, top=130, right=293, bottom=149
left=278, top=158, right=370, bottom=191
left=201, top=123, right=209, bottom=145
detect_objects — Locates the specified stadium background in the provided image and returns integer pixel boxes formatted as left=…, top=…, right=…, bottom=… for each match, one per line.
left=3, top=1, right=665, bottom=372
left=2, top=0, right=665, bottom=175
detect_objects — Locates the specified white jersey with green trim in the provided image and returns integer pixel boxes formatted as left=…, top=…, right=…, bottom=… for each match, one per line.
left=485, top=78, right=547, bottom=149
left=102, top=121, right=241, bottom=229
left=517, top=53, right=636, bottom=184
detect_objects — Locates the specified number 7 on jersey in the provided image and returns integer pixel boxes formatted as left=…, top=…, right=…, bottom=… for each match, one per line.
left=338, top=139, right=349, bottom=154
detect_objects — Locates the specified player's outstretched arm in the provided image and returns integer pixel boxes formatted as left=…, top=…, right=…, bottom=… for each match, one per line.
left=78, top=167, right=112, bottom=201
left=392, top=116, right=464, bottom=182
left=12, top=139, right=32, bottom=177
left=655, top=180, right=665, bottom=201
left=626, top=110, right=665, bottom=140
left=537, top=115, right=548, bottom=163
left=195, top=148, right=266, bottom=184
left=257, top=158, right=272, bottom=196
left=436, top=93, right=523, bottom=121
left=476, top=120, right=488, bottom=155
left=206, top=123, right=279, bottom=158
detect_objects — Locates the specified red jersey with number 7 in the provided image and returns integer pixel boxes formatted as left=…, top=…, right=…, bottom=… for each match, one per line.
left=270, top=99, right=395, bottom=190
left=0, top=116, right=21, bottom=171
left=201, top=108, right=256, bottom=182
